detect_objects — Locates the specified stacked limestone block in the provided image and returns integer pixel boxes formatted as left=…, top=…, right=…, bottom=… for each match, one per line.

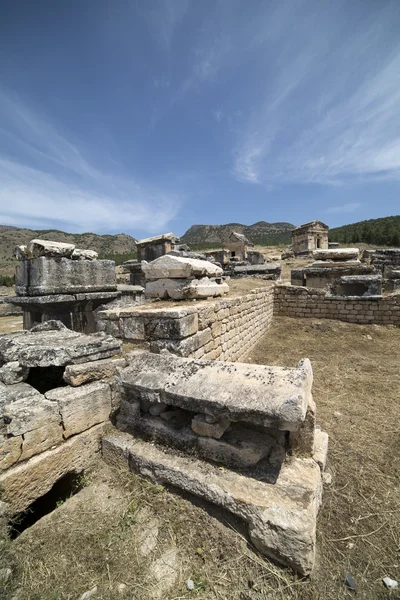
left=291, top=247, right=376, bottom=290
left=364, top=249, right=400, bottom=292
left=104, top=351, right=328, bottom=576
left=0, top=320, right=125, bottom=514
left=142, top=254, right=229, bottom=300
left=96, top=287, right=275, bottom=362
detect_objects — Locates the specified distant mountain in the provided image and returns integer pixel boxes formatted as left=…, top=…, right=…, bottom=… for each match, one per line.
left=0, top=226, right=137, bottom=278
left=181, top=221, right=295, bottom=249
left=329, top=216, right=400, bottom=247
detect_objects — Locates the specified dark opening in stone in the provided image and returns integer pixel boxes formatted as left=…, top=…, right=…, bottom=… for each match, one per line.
left=8, top=471, right=85, bottom=539
left=26, top=366, right=67, bottom=394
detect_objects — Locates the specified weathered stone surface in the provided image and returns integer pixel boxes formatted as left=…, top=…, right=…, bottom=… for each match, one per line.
left=144, top=313, right=198, bottom=340
left=14, top=245, right=28, bottom=260
left=27, top=239, right=75, bottom=259
left=311, top=260, right=361, bottom=268
left=328, top=274, right=382, bottom=297
left=290, top=397, right=316, bottom=456
left=116, top=399, right=140, bottom=430
left=0, top=424, right=104, bottom=513
left=102, top=433, right=323, bottom=575
left=313, top=428, right=329, bottom=471
left=197, top=427, right=276, bottom=468
left=15, top=257, right=117, bottom=296
left=232, top=264, right=281, bottom=279
left=145, top=277, right=229, bottom=300
left=71, top=248, right=98, bottom=260
left=31, top=319, right=68, bottom=332
left=0, top=383, right=63, bottom=470
left=313, top=248, right=359, bottom=261
left=46, top=382, right=112, bottom=438
left=142, top=254, right=223, bottom=280
left=0, top=329, right=121, bottom=367
left=120, top=353, right=312, bottom=430
left=149, top=402, right=168, bottom=416
left=63, top=357, right=126, bottom=386
left=0, top=362, right=29, bottom=385
left=191, top=414, right=230, bottom=439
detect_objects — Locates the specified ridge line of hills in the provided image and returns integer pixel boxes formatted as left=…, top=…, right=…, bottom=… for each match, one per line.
left=0, top=215, right=399, bottom=280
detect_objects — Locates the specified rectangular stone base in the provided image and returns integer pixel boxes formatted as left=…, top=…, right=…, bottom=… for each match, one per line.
left=102, top=431, right=323, bottom=575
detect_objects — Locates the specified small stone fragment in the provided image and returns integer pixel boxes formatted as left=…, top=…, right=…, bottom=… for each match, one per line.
left=191, top=414, right=230, bottom=439
left=149, top=403, right=168, bottom=416
left=344, top=573, right=356, bottom=592
left=322, top=472, right=332, bottom=485
left=0, top=361, right=29, bottom=385
left=79, top=586, right=98, bottom=600
left=205, top=414, right=218, bottom=424
left=383, top=577, right=398, bottom=590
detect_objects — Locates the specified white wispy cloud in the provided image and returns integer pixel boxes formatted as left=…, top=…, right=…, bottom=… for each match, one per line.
left=326, top=202, right=361, bottom=214
left=232, top=1, right=400, bottom=187
left=0, top=89, right=181, bottom=233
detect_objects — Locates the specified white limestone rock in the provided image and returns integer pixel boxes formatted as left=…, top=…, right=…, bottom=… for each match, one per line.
left=312, top=248, right=359, bottom=261
left=0, top=362, right=29, bottom=385
left=71, top=248, right=98, bottom=260
left=142, top=254, right=223, bottom=280
left=27, top=239, right=75, bottom=258
left=145, top=277, right=229, bottom=300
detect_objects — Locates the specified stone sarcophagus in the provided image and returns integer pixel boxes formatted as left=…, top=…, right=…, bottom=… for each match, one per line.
left=103, top=351, right=328, bottom=576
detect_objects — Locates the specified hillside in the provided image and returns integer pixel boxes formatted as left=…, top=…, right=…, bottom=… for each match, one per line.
left=181, top=221, right=294, bottom=249
left=329, top=215, right=400, bottom=246
left=0, top=226, right=137, bottom=280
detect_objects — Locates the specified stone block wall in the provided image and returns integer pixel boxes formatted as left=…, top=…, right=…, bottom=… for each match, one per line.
left=274, top=284, right=400, bottom=325
left=98, top=287, right=275, bottom=362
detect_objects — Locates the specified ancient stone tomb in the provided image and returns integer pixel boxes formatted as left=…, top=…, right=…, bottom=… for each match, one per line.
left=103, top=351, right=328, bottom=576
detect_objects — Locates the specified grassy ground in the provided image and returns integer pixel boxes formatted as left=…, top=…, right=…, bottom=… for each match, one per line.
left=1, top=314, right=399, bottom=599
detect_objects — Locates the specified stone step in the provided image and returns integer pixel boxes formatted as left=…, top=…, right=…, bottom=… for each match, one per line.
left=102, top=431, right=323, bottom=575
left=120, top=353, right=312, bottom=431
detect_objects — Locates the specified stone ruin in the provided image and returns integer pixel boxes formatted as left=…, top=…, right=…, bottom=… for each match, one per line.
left=7, top=239, right=142, bottom=333
left=142, top=254, right=229, bottom=300
left=291, top=247, right=377, bottom=291
left=106, top=350, right=328, bottom=575
left=0, top=236, right=332, bottom=578
left=364, top=248, right=400, bottom=292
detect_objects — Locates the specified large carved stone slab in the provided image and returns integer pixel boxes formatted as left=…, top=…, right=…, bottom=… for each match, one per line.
left=102, top=432, right=323, bottom=575
left=15, top=257, right=117, bottom=296
left=0, top=329, right=121, bottom=367
left=142, top=255, right=223, bottom=280
left=120, top=353, right=312, bottom=430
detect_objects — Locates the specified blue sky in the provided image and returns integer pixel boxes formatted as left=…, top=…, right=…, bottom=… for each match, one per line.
left=1, top=0, right=400, bottom=239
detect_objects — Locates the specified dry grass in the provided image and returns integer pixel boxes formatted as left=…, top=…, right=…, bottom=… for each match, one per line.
left=2, top=315, right=400, bottom=599
left=246, top=317, right=400, bottom=600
